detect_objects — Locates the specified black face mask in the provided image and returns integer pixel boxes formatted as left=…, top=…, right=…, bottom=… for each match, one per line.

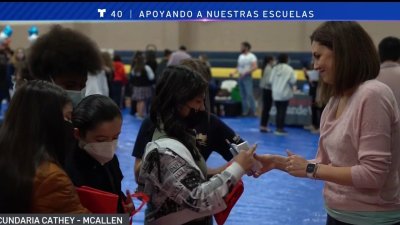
left=184, top=108, right=208, bottom=129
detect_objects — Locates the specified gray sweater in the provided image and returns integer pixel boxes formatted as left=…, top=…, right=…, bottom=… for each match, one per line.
left=269, top=63, right=296, bottom=101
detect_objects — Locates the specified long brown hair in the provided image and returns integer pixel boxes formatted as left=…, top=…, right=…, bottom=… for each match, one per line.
left=310, top=21, right=380, bottom=104
left=131, top=51, right=145, bottom=73
left=101, top=51, right=113, bottom=70
left=0, top=80, right=70, bottom=212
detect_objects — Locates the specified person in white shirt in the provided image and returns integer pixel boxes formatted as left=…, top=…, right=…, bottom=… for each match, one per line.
left=376, top=36, right=400, bottom=110
left=230, top=42, right=258, bottom=116
left=269, top=53, right=296, bottom=135
left=85, top=70, right=109, bottom=97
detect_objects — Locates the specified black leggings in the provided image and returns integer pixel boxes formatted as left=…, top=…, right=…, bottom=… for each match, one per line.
left=326, top=214, right=400, bottom=225
left=274, top=100, right=289, bottom=130
left=260, top=89, right=273, bottom=127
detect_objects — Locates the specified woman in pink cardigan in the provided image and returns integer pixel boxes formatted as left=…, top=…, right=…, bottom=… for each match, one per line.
left=256, top=22, right=400, bottom=225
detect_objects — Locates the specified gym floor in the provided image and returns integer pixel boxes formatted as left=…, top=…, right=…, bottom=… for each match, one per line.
left=117, top=109, right=326, bottom=225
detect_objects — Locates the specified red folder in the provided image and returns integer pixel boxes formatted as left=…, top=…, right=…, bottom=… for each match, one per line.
left=76, top=186, right=119, bottom=213
left=214, top=179, right=244, bottom=225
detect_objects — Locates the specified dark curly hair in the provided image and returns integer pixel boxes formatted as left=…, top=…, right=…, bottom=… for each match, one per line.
left=150, top=65, right=208, bottom=160
left=28, top=25, right=102, bottom=80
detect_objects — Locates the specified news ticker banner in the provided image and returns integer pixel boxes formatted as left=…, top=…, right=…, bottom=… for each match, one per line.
left=0, top=2, right=400, bottom=21
left=0, top=215, right=129, bottom=225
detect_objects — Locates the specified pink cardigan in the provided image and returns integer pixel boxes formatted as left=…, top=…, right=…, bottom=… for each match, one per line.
left=316, top=80, right=400, bottom=211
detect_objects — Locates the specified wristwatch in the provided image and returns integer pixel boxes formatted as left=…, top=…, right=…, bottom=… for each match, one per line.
left=306, top=163, right=317, bottom=178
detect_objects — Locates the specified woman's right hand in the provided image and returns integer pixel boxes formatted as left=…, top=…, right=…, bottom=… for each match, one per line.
left=253, top=154, right=289, bottom=177
left=233, top=145, right=257, bottom=172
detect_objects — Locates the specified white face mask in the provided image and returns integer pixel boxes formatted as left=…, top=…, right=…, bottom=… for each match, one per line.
left=49, top=77, right=84, bottom=107
left=66, top=90, right=84, bottom=107
left=80, top=140, right=118, bottom=165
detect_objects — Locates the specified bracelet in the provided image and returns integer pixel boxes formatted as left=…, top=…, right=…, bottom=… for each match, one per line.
left=312, top=163, right=319, bottom=179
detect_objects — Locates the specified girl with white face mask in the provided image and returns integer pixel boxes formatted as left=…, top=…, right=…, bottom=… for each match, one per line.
left=65, top=94, right=133, bottom=214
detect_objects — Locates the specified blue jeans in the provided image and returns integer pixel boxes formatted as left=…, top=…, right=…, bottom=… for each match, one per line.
left=238, top=75, right=256, bottom=115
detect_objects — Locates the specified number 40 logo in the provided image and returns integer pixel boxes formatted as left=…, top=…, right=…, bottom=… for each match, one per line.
left=111, top=10, right=123, bottom=18
left=97, top=8, right=123, bottom=18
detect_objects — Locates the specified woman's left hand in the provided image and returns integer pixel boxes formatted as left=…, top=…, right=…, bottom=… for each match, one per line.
left=285, top=150, right=309, bottom=178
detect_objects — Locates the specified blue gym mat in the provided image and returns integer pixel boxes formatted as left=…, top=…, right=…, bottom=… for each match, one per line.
left=117, top=110, right=326, bottom=225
